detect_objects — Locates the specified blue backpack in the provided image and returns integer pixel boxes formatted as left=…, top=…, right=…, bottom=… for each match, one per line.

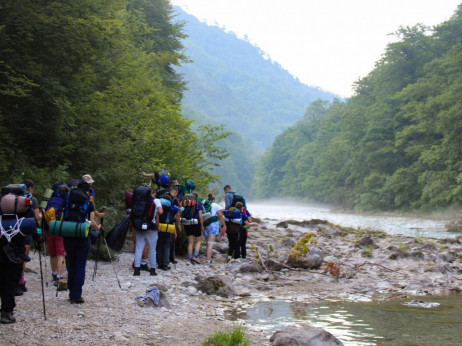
left=64, top=188, right=89, bottom=223
left=155, top=170, right=170, bottom=188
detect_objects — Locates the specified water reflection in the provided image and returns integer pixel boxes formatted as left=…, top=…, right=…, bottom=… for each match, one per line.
left=244, top=295, right=462, bottom=345
left=248, top=202, right=458, bottom=238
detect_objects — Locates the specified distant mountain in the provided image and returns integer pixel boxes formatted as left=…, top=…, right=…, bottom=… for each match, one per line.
left=174, top=6, right=338, bottom=151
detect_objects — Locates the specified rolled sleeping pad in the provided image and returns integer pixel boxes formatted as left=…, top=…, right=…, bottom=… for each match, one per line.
left=224, top=217, right=242, bottom=224
left=48, top=220, right=89, bottom=238
left=180, top=218, right=198, bottom=225
left=43, top=188, right=53, bottom=200
left=1, top=217, right=38, bottom=236
left=158, top=223, right=176, bottom=233
left=0, top=194, right=31, bottom=215
left=202, top=212, right=211, bottom=221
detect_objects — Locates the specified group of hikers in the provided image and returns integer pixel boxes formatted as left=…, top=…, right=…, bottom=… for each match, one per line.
left=0, top=171, right=257, bottom=324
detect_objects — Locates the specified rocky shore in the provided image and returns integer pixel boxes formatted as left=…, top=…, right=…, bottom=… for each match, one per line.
left=1, top=219, right=461, bottom=345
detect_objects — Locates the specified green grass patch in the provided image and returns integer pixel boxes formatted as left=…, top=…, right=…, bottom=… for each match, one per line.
left=203, top=324, right=249, bottom=346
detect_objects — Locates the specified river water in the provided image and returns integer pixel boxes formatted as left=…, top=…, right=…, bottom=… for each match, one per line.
left=242, top=202, right=461, bottom=344
left=244, top=295, right=462, bottom=345
left=247, top=201, right=458, bottom=238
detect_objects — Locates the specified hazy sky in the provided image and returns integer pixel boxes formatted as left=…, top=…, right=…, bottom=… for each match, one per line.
left=171, top=0, right=460, bottom=97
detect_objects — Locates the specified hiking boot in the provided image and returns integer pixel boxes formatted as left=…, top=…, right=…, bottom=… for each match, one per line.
left=0, top=311, right=16, bottom=324
left=160, top=265, right=170, bottom=271
left=20, top=253, right=31, bottom=262
left=150, top=268, right=157, bottom=276
left=191, top=256, right=201, bottom=264
left=133, top=267, right=141, bottom=276
left=18, top=283, right=27, bottom=293
left=140, top=263, right=150, bottom=272
left=15, top=286, right=23, bottom=296
left=206, top=260, right=215, bottom=265
left=52, top=273, right=58, bottom=282
left=70, top=297, right=85, bottom=304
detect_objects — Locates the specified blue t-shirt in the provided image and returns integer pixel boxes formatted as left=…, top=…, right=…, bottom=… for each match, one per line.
left=194, top=203, right=203, bottom=219
left=228, top=209, right=247, bottom=223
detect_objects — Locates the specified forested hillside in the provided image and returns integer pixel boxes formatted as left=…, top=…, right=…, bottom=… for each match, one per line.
left=174, top=7, right=337, bottom=151
left=0, top=0, right=227, bottom=209
left=254, top=4, right=462, bottom=212
left=172, top=6, right=336, bottom=197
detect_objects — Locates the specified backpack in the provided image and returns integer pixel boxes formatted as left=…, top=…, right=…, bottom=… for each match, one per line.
left=44, top=190, right=67, bottom=225
left=225, top=207, right=241, bottom=234
left=181, top=193, right=197, bottom=221
left=0, top=184, right=33, bottom=218
left=64, top=188, right=89, bottom=223
left=2, top=183, right=31, bottom=199
left=130, top=186, right=155, bottom=231
left=158, top=197, right=172, bottom=224
left=231, top=193, right=247, bottom=209
left=154, top=169, right=170, bottom=188
left=180, top=179, right=196, bottom=195
left=202, top=200, right=218, bottom=227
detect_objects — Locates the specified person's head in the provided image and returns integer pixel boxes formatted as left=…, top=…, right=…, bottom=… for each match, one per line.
left=223, top=185, right=231, bottom=193
left=235, top=202, right=244, bottom=210
left=208, top=194, right=215, bottom=202
left=78, top=182, right=91, bottom=195
left=23, top=179, right=35, bottom=193
left=82, top=174, right=94, bottom=185
left=170, top=187, right=178, bottom=197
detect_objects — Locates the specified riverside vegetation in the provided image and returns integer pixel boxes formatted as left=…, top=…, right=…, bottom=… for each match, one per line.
left=1, top=218, right=460, bottom=345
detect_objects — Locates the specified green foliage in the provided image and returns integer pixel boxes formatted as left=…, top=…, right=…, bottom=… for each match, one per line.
left=203, top=324, right=249, bottom=346
left=0, top=0, right=229, bottom=223
left=254, top=4, right=462, bottom=211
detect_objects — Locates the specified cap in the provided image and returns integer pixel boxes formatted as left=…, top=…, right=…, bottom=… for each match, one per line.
left=82, top=174, right=94, bottom=184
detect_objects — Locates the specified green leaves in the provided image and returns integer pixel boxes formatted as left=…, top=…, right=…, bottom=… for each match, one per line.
left=254, top=7, right=462, bottom=211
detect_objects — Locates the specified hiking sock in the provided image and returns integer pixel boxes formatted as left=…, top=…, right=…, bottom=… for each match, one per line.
left=188, top=253, right=193, bottom=260
left=141, top=260, right=147, bottom=265
left=193, top=250, right=199, bottom=257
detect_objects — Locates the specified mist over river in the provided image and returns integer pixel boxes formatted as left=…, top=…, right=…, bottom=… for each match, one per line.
left=247, top=201, right=458, bottom=239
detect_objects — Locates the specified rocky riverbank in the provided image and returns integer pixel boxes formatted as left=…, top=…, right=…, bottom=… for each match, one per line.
left=1, top=219, right=461, bottom=345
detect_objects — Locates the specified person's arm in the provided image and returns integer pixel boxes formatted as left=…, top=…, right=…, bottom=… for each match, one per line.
left=89, top=211, right=101, bottom=232
left=217, top=210, right=227, bottom=231
left=142, top=172, right=155, bottom=178
left=198, top=209, right=204, bottom=231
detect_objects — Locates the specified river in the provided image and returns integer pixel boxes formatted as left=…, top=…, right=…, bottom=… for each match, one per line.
left=247, top=201, right=458, bottom=238
left=242, top=201, right=461, bottom=344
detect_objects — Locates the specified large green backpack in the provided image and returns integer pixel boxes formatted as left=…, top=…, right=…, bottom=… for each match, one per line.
left=225, top=207, right=241, bottom=234
left=202, top=200, right=218, bottom=227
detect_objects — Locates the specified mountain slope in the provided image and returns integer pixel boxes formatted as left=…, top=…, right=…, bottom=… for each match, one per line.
left=174, top=6, right=338, bottom=151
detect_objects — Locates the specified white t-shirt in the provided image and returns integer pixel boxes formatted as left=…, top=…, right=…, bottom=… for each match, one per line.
left=151, top=198, right=162, bottom=223
left=210, top=202, right=220, bottom=217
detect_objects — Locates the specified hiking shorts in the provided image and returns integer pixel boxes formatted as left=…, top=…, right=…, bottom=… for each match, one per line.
left=204, top=222, right=219, bottom=238
left=184, top=223, right=202, bottom=237
left=45, top=231, right=66, bottom=256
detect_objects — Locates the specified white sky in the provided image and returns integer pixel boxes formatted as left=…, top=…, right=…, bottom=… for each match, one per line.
left=171, top=0, right=461, bottom=97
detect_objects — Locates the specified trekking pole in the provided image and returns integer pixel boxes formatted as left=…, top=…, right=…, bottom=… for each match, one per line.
left=37, top=240, right=47, bottom=320
left=92, top=208, right=105, bottom=281
left=101, top=226, right=122, bottom=289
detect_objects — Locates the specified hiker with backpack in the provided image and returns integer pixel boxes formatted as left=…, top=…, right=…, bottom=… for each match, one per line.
left=202, top=194, right=226, bottom=265
left=43, top=182, right=69, bottom=286
left=181, top=190, right=204, bottom=264
left=17, top=179, right=42, bottom=296
left=131, top=187, right=163, bottom=276
left=224, top=202, right=257, bottom=260
left=0, top=183, right=41, bottom=323
left=60, top=181, right=101, bottom=304
left=155, top=188, right=180, bottom=271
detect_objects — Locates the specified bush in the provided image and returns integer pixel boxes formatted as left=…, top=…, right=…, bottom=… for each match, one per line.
left=203, top=324, right=249, bottom=346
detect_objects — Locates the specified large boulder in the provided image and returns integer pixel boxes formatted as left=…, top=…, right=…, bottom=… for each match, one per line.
left=195, top=275, right=236, bottom=297
left=270, top=325, right=343, bottom=345
left=238, top=262, right=264, bottom=273
left=286, top=250, right=323, bottom=269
